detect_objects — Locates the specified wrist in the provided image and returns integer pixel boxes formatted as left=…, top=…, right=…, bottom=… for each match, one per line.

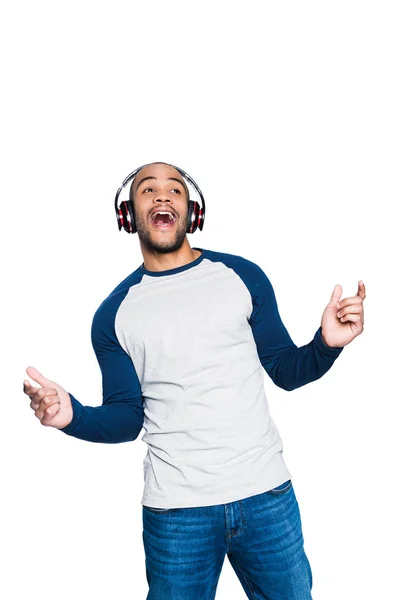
left=321, top=329, right=340, bottom=349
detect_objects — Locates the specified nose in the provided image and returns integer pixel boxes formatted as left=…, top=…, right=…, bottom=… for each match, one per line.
left=154, top=195, right=172, bottom=204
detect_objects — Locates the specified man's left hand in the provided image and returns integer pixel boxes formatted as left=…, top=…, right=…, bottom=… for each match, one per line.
left=321, top=281, right=366, bottom=348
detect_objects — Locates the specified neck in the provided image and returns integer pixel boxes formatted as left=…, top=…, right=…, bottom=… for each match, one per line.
left=141, top=243, right=201, bottom=272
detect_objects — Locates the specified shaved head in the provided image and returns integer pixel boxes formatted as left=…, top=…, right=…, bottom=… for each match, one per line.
left=129, top=162, right=189, bottom=203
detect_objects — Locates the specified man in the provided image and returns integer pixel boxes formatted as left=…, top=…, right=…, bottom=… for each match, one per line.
left=23, top=162, right=366, bottom=599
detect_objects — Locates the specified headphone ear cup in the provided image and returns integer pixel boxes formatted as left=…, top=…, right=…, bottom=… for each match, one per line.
left=195, top=200, right=205, bottom=231
left=187, top=201, right=196, bottom=233
left=187, top=200, right=204, bottom=233
left=120, top=200, right=136, bottom=234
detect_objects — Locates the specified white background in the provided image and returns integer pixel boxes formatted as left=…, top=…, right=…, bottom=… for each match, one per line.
left=2, top=1, right=399, bottom=598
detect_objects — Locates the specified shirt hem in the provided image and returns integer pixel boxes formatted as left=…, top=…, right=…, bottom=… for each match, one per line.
left=141, top=453, right=292, bottom=509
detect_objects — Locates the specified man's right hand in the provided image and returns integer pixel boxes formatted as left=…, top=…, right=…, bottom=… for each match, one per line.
left=23, top=366, right=73, bottom=429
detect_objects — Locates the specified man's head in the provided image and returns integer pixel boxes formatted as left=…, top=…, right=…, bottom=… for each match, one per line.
left=129, top=162, right=191, bottom=254
left=129, top=162, right=189, bottom=204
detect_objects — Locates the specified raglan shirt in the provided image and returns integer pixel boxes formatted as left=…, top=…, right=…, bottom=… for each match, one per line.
left=59, top=248, right=344, bottom=509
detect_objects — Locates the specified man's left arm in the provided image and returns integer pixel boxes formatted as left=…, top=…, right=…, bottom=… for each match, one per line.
left=248, top=266, right=366, bottom=391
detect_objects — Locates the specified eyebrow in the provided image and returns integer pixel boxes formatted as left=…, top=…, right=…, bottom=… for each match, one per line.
left=135, top=176, right=186, bottom=191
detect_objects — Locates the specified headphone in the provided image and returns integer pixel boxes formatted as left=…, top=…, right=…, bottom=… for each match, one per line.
left=114, top=162, right=206, bottom=234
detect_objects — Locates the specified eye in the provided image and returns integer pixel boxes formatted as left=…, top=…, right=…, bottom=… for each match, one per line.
left=142, top=187, right=181, bottom=194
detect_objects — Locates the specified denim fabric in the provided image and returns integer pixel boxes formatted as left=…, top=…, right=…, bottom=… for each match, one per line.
left=142, top=480, right=313, bottom=599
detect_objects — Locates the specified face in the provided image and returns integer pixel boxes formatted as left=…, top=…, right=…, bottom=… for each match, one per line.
left=130, top=162, right=190, bottom=254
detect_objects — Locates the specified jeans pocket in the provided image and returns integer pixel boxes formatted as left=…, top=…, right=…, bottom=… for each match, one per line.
left=266, top=479, right=293, bottom=495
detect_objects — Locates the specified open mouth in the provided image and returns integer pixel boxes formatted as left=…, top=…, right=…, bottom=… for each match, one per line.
left=150, top=211, right=177, bottom=230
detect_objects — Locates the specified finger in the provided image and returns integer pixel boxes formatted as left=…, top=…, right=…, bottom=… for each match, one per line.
left=26, top=366, right=53, bottom=388
left=330, top=284, right=343, bottom=306
left=35, top=387, right=59, bottom=400
left=33, top=392, right=60, bottom=413
left=30, top=387, right=58, bottom=409
left=337, top=296, right=363, bottom=309
left=23, top=381, right=39, bottom=398
left=338, top=306, right=364, bottom=326
left=31, top=394, right=58, bottom=411
left=356, top=280, right=366, bottom=300
left=35, top=395, right=60, bottom=421
left=339, top=313, right=362, bottom=324
left=31, top=398, right=41, bottom=411
left=41, top=402, right=61, bottom=426
left=337, top=304, right=363, bottom=318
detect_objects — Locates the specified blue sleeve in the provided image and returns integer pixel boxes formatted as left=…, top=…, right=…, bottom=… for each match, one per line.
left=58, top=302, right=144, bottom=443
left=247, top=263, right=344, bottom=391
left=249, top=263, right=343, bottom=391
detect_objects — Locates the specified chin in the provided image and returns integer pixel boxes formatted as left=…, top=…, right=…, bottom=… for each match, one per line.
left=138, top=231, right=185, bottom=254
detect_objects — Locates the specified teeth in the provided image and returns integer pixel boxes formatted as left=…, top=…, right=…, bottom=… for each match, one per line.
left=152, top=211, right=175, bottom=221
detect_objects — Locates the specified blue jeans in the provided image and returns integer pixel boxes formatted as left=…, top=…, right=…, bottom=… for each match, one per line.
left=142, top=479, right=313, bottom=599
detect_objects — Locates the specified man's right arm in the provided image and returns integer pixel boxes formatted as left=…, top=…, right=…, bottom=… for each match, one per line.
left=59, top=304, right=144, bottom=444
